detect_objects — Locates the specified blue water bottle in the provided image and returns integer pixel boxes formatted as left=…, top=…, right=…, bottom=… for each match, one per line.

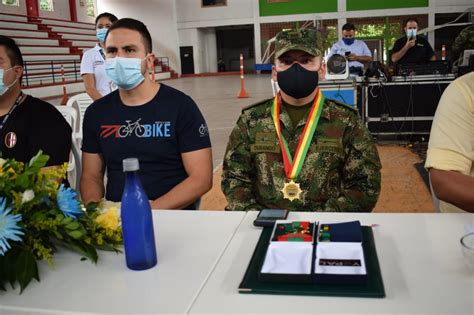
left=121, top=158, right=157, bottom=270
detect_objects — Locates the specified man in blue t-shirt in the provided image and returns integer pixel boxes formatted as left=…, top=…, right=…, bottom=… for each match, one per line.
left=80, top=18, right=212, bottom=210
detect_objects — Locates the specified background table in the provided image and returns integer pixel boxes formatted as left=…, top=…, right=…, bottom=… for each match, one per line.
left=0, top=210, right=245, bottom=314
left=189, top=212, right=474, bottom=314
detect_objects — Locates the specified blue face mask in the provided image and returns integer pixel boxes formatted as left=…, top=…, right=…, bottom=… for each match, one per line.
left=0, top=67, right=17, bottom=96
left=96, top=28, right=108, bottom=43
left=406, top=29, right=417, bottom=39
left=105, top=57, right=145, bottom=90
left=342, top=37, right=355, bottom=45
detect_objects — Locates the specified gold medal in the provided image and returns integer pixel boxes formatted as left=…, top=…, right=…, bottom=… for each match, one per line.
left=281, top=180, right=302, bottom=201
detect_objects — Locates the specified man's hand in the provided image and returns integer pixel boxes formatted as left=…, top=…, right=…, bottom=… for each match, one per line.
left=405, top=38, right=416, bottom=49
left=346, top=54, right=372, bottom=64
left=346, top=53, right=356, bottom=61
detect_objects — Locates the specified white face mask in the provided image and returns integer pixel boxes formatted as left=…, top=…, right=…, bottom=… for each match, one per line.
left=0, top=67, right=18, bottom=96
left=406, top=29, right=417, bottom=39
left=105, top=57, right=146, bottom=90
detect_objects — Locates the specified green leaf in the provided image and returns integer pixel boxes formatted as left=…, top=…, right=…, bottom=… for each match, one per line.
left=16, top=250, right=39, bottom=294
left=53, top=230, right=63, bottom=240
left=61, top=217, right=73, bottom=225
left=93, top=243, right=123, bottom=253
left=14, top=174, right=29, bottom=189
left=86, top=202, right=99, bottom=212
left=0, top=256, right=5, bottom=291
left=60, top=239, right=98, bottom=263
left=3, top=247, right=20, bottom=289
left=28, top=150, right=49, bottom=169
left=31, top=211, right=46, bottom=221
left=67, top=230, right=84, bottom=239
left=65, top=221, right=80, bottom=230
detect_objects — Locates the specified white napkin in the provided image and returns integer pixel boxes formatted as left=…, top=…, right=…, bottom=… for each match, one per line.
left=261, top=242, right=313, bottom=274
left=315, top=242, right=366, bottom=275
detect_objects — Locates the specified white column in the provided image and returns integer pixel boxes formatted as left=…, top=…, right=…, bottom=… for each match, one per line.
left=337, top=0, right=347, bottom=41
left=253, top=0, right=262, bottom=65
left=206, top=28, right=218, bottom=73
left=428, top=0, right=436, bottom=50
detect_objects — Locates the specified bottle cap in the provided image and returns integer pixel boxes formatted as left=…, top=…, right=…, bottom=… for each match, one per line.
left=123, top=158, right=140, bottom=172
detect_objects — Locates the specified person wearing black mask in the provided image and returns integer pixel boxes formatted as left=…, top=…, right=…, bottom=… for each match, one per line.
left=222, top=28, right=381, bottom=212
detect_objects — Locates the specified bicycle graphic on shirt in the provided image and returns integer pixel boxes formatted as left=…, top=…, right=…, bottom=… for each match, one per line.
left=118, top=118, right=146, bottom=138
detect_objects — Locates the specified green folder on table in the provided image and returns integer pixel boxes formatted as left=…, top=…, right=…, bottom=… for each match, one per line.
left=238, top=226, right=386, bottom=298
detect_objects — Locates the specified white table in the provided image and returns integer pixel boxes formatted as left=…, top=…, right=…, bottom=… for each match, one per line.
left=0, top=210, right=245, bottom=314
left=189, top=212, right=474, bottom=314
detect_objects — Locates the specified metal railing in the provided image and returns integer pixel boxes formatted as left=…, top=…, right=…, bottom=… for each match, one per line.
left=22, top=59, right=80, bottom=87
left=22, top=57, right=172, bottom=88
left=154, top=57, right=170, bottom=72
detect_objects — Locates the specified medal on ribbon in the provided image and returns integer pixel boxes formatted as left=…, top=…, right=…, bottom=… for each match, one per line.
left=271, top=89, right=325, bottom=201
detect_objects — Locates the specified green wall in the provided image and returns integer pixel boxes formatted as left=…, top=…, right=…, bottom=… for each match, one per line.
left=259, top=0, right=337, bottom=17
left=346, top=0, right=428, bottom=11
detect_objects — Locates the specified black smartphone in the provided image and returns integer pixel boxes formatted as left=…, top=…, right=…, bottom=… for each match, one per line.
left=253, top=209, right=289, bottom=227
left=345, top=51, right=351, bottom=56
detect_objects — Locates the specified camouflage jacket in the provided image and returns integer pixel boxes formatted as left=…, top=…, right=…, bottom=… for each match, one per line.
left=452, top=25, right=474, bottom=65
left=221, top=97, right=381, bottom=212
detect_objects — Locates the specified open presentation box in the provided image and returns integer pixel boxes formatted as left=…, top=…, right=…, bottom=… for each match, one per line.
left=239, top=220, right=385, bottom=298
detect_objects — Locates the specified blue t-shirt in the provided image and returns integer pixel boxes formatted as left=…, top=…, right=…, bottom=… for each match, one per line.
left=82, top=84, right=211, bottom=204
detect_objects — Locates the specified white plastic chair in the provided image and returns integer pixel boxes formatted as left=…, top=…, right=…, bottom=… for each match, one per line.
left=55, top=105, right=82, bottom=191
left=66, top=93, right=93, bottom=144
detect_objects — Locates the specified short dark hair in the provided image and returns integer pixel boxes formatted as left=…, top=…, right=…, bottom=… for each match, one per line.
left=342, top=23, right=355, bottom=31
left=95, top=12, right=118, bottom=26
left=0, top=35, right=23, bottom=67
left=105, top=18, right=152, bottom=53
left=404, top=17, right=419, bottom=27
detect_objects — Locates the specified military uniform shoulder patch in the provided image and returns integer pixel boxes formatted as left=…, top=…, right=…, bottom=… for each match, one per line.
left=242, top=98, right=273, bottom=113
left=327, top=98, right=357, bottom=112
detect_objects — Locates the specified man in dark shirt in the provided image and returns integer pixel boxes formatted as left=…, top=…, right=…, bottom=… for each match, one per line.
left=80, top=19, right=212, bottom=209
left=391, top=18, right=436, bottom=65
left=0, top=35, right=71, bottom=167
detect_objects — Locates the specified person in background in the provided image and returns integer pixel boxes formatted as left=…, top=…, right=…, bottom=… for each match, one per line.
left=0, top=35, right=71, bottom=167
left=391, top=17, right=436, bottom=65
left=329, top=23, right=372, bottom=76
left=451, top=24, right=474, bottom=66
left=425, top=72, right=474, bottom=213
left=222, top=28, right=381, bottom=212
left=80, top=18, right=212, bottom=210
left=80, top=12, right=118, bottom=100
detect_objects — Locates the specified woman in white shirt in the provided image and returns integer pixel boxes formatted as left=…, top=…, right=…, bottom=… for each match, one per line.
left=80, top=12, right=118, bottom=100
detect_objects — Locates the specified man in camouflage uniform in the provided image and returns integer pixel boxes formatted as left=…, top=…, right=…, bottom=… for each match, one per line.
left=221, top=28, right=381, bottom=212
left=452, top=24, right=474, bottom=66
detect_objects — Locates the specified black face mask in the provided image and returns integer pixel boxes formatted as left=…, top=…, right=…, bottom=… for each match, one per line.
left=276, top=63, right=319, bottom=99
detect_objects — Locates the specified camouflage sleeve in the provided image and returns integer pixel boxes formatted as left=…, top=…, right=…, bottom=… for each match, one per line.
left=221, top=115, right=264, bottom=211
left=452, top=28, right=467, bottom=62
left=324, top=113, right=381, bottom=212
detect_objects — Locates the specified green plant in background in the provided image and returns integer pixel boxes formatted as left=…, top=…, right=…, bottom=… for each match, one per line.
left=347, top=19, right=403, bottom=63
left=39, top=0, right=53, bottom=11
left=321, top=25, right=338, bottom=53
left=1, top=0, right=18, bottom=6
left=87, top=0, right=95, bottom=17
left=0, top=151, right=122, bottom=293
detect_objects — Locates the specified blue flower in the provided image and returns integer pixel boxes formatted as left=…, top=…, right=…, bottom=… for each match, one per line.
left=57, top=184, right=82, bottom=219
left=0, top=197, right=24, bottom=256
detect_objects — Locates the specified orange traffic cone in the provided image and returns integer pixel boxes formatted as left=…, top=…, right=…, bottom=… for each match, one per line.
left=237, top=53, right=249, bottom=98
